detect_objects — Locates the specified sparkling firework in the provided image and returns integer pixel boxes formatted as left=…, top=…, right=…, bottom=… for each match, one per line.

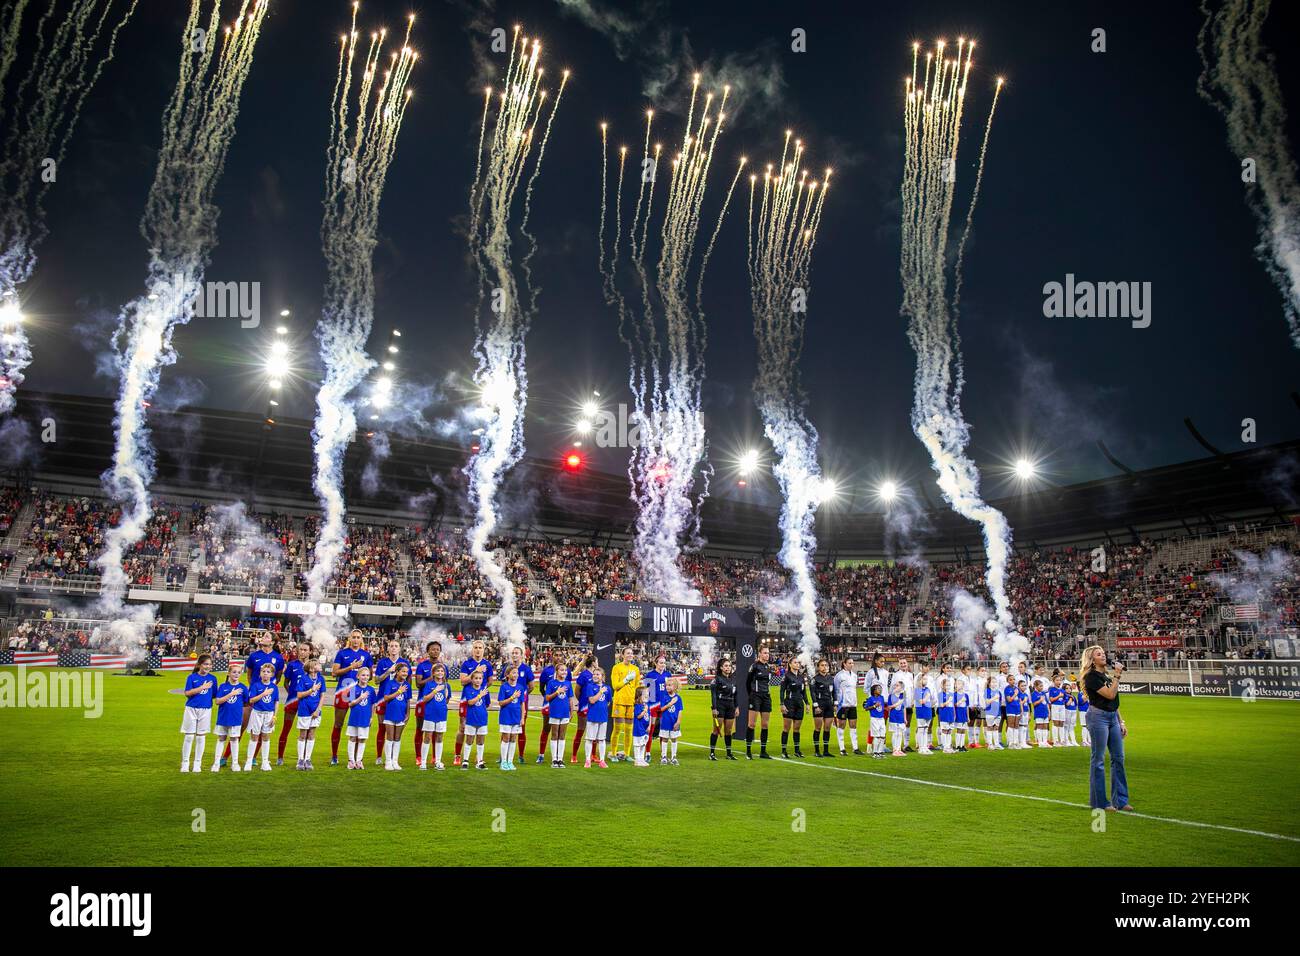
left=599, top=77, right=745, bottom=666
left=899, top=39, right=1026, bottom=661
left=1198, top=0, right=1300, bottom=349
left=94, top=0, right=268, bottom=652
left=305, top=4, right=417, bottom=652
left=747, top=132, right=832, bottom=667
left=0, top=0, right=138, bottom=415
left=463, top=27, right=567, bottom=646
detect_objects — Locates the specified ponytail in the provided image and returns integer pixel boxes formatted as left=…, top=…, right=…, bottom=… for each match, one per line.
left=192, top=654, right=212, bottom=674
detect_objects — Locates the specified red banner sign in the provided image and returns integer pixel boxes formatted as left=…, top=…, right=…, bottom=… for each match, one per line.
left=1116, top=635, right=1183, bottom=650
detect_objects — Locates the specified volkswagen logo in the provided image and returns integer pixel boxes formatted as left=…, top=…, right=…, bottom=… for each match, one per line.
left=741, top=643, right=754, bottom=659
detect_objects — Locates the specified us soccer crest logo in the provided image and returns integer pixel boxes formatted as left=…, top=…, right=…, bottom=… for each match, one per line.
left=627, top=605, right=643, bottom=631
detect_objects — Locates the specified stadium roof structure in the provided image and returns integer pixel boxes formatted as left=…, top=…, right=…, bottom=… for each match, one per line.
left=4, top=391, right=1297, bottom=558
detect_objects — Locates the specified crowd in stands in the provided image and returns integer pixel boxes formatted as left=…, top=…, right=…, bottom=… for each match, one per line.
left=21, top=493, right=112, bottom=582
left=0, top=486, right=23, bottom=536
left=406, top=529, right=533, bottom=611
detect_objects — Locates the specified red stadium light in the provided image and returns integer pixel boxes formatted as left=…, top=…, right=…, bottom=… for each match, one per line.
left=563, top=450, right=583, bottom=471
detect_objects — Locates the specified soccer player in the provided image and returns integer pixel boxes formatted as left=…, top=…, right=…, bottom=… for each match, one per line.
left=544, top=662, right=573, bottom=768
left=810, top=658, right=836, bottom=757
left=180, top=655, right=216, bottom=773
left=632, top=686, right=652, bottom=767
left=1062, top=681, right=1079, bottom=746
left=330, top=629, right=373, bottom=766
left=1019, top=679, right=1034, bottom=748
left=293, top=658, right=326, bottom=770
left=373, top=638, right=412, bottom=767
left=1048, top=675, right=1068, bottom=745
left=211, top=660, right=246, bottom=771
left=967, top=666, right=985, bottom=748
left=569, top=654, right=595, bottom=764
left=889, top=656, right=916, bottom=752
left=497, top=663, right=525, bottom=771
left=954, top=679, right=970, bottom=752
left=534, top=652, right=557, bottom=765
left=938, top=678, right=957, bottom=753
left=1076, top=682, right=1091, bottom=745
left=417, top=663, right=451, bottom=770
left=378, top=662, right=412, bottom=770
left=779, top=657, right=809, bottom=758
left=412, top=639, right=443, bottom=768
left=1031, top=679, right=1051, bottom=747
left=913, top=675, right=934, bottom=754
left=1002, top=676, right=1022, bottom=749
left=983, top=678, right=1003, bottom=749
left=583, top=667, right=613, bottom=768
left=244, top=662, right=279, bottom=772
left=460, top=669, right=491, bottom=770
left=658, top=677, right=683, bottom=765
left=744, top=644, right=776, bottom=759
left=863, top=653, right=892, bottom=749
left=642, top=654, right=671, bottom=760
left=887, top=680, right=908, bottom=756
left=709, top=656, right=738, bottom=760
left=455, top=640, right=493, bottom=767
left=277, top=641, right=312, bottom=766
left=508, top=645, right=535, bottom=762
left=609, top=646, right=640, bottom=763
left=344, top=667, right=375, bottom=770
left=866, top=683, right=887, bottom=758
left=833, top=658, right=863, bottom=756
left=220, top=632, right=283, bottom=767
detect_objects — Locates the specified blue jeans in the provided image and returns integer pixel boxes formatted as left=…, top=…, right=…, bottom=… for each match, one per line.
left=1086, top=708, right=1128, bottom=809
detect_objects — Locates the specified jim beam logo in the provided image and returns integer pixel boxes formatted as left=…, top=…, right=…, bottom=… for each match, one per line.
left=702, top=610, right=725, bottom=635
left=627, top=605, right=643, bottom=632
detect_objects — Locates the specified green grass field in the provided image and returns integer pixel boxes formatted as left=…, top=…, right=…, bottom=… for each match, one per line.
left=1, top=667, right=1298, bottom=866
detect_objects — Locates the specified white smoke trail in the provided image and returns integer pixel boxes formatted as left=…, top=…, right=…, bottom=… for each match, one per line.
left=746, top=133, right=832, bottom=667
left=304, top=9, right=417, bottom=656
left=462, top=28, right=567, bottom=647
left=1199, top=0, right=1300, bottom=349
left=599, top=80, right=745, bottom=668
left=898, top=41, right=1027, bottom=663
left=93, top=1, right=269, bottom=649
left=0, top=0, right=138, bottom=414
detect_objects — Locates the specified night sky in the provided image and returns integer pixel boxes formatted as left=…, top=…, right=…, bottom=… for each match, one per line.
left=12, top=0, right=1300, bottom=511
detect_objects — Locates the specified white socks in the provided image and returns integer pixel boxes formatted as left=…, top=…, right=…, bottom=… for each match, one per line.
left=849, top=728, right=859, bottom=751
left=434, top=739, right=444, bottom=764
left=669, top=740, right=678, bottom=760
left=181, top=734, right=195, bottom=770
left=836, top=727, right=845, bottom=751
left=192, top=735, right=205, bottom=770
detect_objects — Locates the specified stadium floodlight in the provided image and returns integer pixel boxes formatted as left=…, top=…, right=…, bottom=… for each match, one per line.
left=820, top=477, right=839, bottom=501
left=279, top=309, right=291, bottom=318
left=0, top=300, right=23, bottom=330
left=581, top=399, right=599, bottom=417
left=1014, top=457, right=1037, bottom=481
left=268, top=379, right=283, bottom=391
left=878, top=480, right=898, bottom=503
left=575, top=418, right=593, bottom=434
left=388, top=344, right=399, bottom=354
left=739, top=448, right=761, bottom=476
left=383, top=360, right=396, bottom=371
left=372, top=391, right=392, bottom=410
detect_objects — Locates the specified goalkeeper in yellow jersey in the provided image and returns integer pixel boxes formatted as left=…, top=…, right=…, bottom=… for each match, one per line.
left=609, top=646, right=641, bottom=762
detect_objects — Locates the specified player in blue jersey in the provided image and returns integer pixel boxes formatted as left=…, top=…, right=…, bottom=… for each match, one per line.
left=244, top=662, right=279, bottom=772
left=1002, top=677, right=1023, bottom=749
left=1062, top=679, right=1079, bottom=746
left=1076, top=682, right=1090, bottom=745
left=954, top=680, right=970, bottom=752
left=888, top=681, right=908, bottom=756
left=330, top=630, right=373, bottom=766
left=569, top=654, right=595, bottom=764
left=983, top=680, right=1003, bottom=749
left=913, top=675, right=934, bottom=754
left=378, top=662, right=412, bottom=770
left=543, top=661, right=572, bottom=768
left=276, top=641, right=312, bottom=766
left=180, top=655, right=217, bottom=773
left=219, top=632, right=284, bottom=767
left=643, top=654, right=671, bottom=760
left=417, top=663, right=451, bottom=770
left=455, top=640, right=493, bottom=766
left=460, top=668, right=492, bottom=771
left=497, top=663, right=526, bottom=771
left=657, top=677, right=683, bottom=765
left=292, top=658, right=326, bottom=770
left=866, top=684, right=886, bottom=758
left=937, top=678, right=957, bottom=753
left=632, top=685, right=652, bottom=767
left=210, top=660, right=247, bottom=771
left=1031, top=679, right=1051, bottom=747
left=583, top=667, right=613, bottom=768
left=412, top=640, right=443, bottom=769
left=372, top=639, right=412, bottom=767
left=1048, top=674, right=1068, bottom=746
left=534, top=653, right=558, bottom=764
left=507, top=646, right=535, bottom=762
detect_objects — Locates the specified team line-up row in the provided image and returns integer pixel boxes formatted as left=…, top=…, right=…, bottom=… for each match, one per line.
left=176, top=634, right=1091, bottom=774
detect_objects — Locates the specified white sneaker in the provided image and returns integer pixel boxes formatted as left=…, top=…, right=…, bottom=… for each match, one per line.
left=261, top=763, right=272, bottom=772
left=231, top=763, right=242, bottom=772
left=210, top=765, right=220, bottom=773
left=180, top=765, right=189, bottom=773
left=392, top=763, right=402, bottom=771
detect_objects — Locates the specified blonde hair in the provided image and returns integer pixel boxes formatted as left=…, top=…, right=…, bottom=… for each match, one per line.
left=1079, top=644, right=1105, bottom=684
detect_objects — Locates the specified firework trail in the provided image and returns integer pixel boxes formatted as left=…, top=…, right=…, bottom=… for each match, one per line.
left=94, top=0, right=268, bottom=651
left=599, top=77, right=745, bottom=664
left=0, top=0, right=138, bottom=415
left=746, top=132, right=832, bottom=666
left=899, top=40, right=1026, bottom=661
left=463, top=27, right=567, bottom=646
left=1199, top=0, right=1300, bottom=349
left=305, top=5, right=416, bottom=653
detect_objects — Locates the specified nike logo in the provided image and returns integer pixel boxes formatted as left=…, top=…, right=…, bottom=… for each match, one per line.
left=596, top=644, right=613, bottom=651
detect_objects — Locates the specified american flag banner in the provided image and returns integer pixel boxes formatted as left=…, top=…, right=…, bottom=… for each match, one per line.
left=1227, top=604, right=1261, bottom=622
left=157, top=656, right=196, bottom=671
left=88, top=653, right=130, bottom=669
left=13, top=651, right=59, bottom=666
